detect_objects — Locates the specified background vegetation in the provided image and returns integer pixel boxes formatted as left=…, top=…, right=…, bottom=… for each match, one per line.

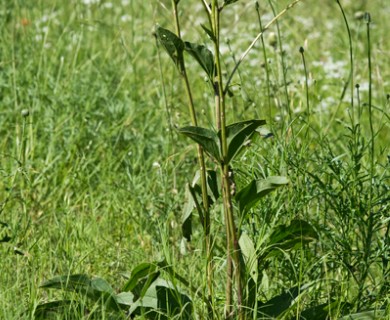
left=0, top=0, right=388, bottom=318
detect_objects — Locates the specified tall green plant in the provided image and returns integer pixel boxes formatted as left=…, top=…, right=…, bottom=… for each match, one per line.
left=155, top=1, right=303, bottom=318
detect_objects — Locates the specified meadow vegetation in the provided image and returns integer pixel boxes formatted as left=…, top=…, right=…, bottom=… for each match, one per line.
left=0, top=0, right=389, bottom=319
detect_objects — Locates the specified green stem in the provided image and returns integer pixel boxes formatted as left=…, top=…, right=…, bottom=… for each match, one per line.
left=171, top=0, right=213, bottom=312
left=269, top=0, right=291, bottom=123
left=211, top=2, right=243, bottom=319
left=255, top=1, right=272, bottom=119
left=336, top=0, right=354, bottom=120
left=357, top=12, right=375, bottom=309
left=299, top=46, right=310, bottom=117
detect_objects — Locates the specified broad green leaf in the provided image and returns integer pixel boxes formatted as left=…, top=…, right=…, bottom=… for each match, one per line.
left=239, top=233, right=258, bottom=282
left=89, top=277, right=119, bottom=311
left=182, top=183, right=206, bottom=241
left=182, top=184, right=195, bottom=241
left=34, top=300, right=79, bottom=319
left=235, top=176, right=289, bottom=214
left=206, top=169, right=220, bottom=202
left=263, top=219, right=318, bottom=259
left=155, top=26, right=184, bottom=72
left=267, top=219, right=318, bottom=246
left=184, top=42, right=214, bottom=81
left=178, top=126, right=221, bottom=161
left=298, top=300, right=352, bottom=320
left=339, top=310, right=387, bottom=320
left=128, top=290, right=158, bottom=318
left=40, top=274, right=119, bottom=311
left=115, top=292, right=134, bottom=308
left=122, top=262, right=160, bottom=300
left=257, top=286, right=300, bottom=318
left=129, top=278, right=192, bottom=319
left=156, top=285, right=192, bottom=319
left=298, top=302, right=331, bottom=320
left=181, top=170, right=219, bottom=241
left=222, top=119, right=266, bottom=164
left=122, top=263, right=157, bottom=292
left=90, top=277, right=115, bottom=295
left=40, top=274, right=91, bottom=292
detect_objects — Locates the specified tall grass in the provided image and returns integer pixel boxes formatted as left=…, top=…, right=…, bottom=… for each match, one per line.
left=0, top=0, right=389, bottom=319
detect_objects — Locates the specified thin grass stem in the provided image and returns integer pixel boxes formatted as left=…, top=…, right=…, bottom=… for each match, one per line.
left=255, top=1, right=272, bottom=119
left=269, top=0, right=291, bottom=123
left=299, top=46, right=309, bottom=117
left=224, top=0, right=302, bottom=95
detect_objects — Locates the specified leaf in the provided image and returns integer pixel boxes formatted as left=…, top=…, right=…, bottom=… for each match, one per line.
left=263, top=219, right=318, bottom=259
left=129, top=278, right=192, bottom=319
left=178, top=126, right=221, bottom=161
left=181, top=170, right=219, bottom=241
left=206, top=169, right=220, bottom=202
left=40, top=274, right=119, bottom=311
left=184, top=42, right=214, bottom=81
left=224, top=0, right=239, bottom=6
left=222, top=119, right=266, bottom=164
left=115, top=292, right=134, bottom=309
left=156, top=285, right=192, bottom=319
left=34, top=300, right=79, bottom=319
left=258, top=286, right=300, bottom=318
left=339, top=310, right=387, bottom=320
left=155, top=26, right=184, bottom=72
left=200, top=24, right=216, bottom=42
left=40, top=274, right=91, bottom=292
left=90, top=277, right=115, bottom=295
left=182, top=184, right=197, bottom=241
left=122, top=262, right=160, bottom=300
left=235, top=176, right=289, bottom=214
left=298, top=303, right=330, bottom=320
left=239, top=233, right=258, bottom=282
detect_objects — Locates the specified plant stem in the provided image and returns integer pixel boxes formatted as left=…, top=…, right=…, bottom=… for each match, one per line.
left=269, top=0, right=291, bottom=123
left=171, top=0, right=214, bottom=312
left=255, top=1, right=272, bottom=119
left=358, top=12, right=375, bottom=308
left=299, top=46, right=309, bottom=117
left=336, top=0, right=354, bottom=120
left=211, top=2, right=243, bottom=319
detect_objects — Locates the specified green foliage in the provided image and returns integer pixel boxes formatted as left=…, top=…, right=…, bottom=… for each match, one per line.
left=257, top=286, right=301, bottom=318
left=339, top=310, right=387, bottom=320
left=155, top=26, right=185, bottom=73
left=36, top=264, right=193, bottom=319
left=178, top=126, right=221, bottom=162
left=129, top=278, right=192, bottom=319
left=38, top=274, right=120, bottom=313
left=1, top=0, right=389, bottom=319
left=184, top=42, right=215, bottom=81
left=182, top=170, right=219, bottom=240
left=223, top=119, right=267, bottom=164
left=264, top=219, right=318, bottom=257
left=236, top=176, right=289, bottom=214
left=0, top=221, right=11, bottom=243
left=179, top=119, right=266, bottom=165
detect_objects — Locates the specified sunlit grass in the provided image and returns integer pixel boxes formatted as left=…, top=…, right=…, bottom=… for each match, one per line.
left=0, top=0, right=389, bottom=318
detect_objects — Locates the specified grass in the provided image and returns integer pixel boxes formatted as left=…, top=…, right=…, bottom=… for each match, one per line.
left=0, top=0, right=389, bottom=319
